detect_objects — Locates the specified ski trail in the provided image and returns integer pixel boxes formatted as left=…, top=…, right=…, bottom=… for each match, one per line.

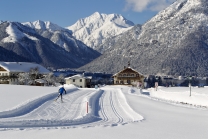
left=0, top=87, right=78, bottom=118
left=0, top=87, right=143, bottom=128
left=0, top=89, right=102, bottom=128
left=89, top=88, right=143, bottom=127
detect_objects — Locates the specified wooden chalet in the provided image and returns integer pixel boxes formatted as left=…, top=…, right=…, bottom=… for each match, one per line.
left=113, top=64, right=144, bottom=86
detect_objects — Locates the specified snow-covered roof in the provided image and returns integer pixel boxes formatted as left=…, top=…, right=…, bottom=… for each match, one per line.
left=0, top=62, right=50, bottom=74
left=35, top=79, right=46, bottom=84
left=65, top=74, right=92, bottom=80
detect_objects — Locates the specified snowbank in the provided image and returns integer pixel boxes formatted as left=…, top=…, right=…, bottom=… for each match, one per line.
left=148, top=86, right=208, bottom=108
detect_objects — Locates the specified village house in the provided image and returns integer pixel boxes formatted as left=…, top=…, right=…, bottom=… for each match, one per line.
left=0, top=62, right=50, bottom=85
left=65, top=74, right=92, bottom=88
left=113, top=64, right=144, bottom=86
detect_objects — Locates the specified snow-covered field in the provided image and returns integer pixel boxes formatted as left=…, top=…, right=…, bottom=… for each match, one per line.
left=0, top=84, right=208, bottom=139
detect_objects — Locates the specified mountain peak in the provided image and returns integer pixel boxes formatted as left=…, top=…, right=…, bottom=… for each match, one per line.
left=67, top=12, right=134, bottom=52
left=79, top=0, right=208, bottom=75
left=91, top=12, right=101, bottom=16
left=148, top=0, right=205, bottom=24
left=0, top=20, right=100, bottom=69
left=22, top=20, right=71, bottom=33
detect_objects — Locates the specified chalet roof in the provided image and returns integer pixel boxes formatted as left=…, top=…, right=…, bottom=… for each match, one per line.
left=113, top=67, right=143, bottom=77
left=0, top=62, right=50, bottom=74
left=65, top=74, right=92, bottom=80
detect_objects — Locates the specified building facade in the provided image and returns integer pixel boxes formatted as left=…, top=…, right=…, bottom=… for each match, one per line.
left=65, top=74, right=92, bottom=88
left=113, top=67, right=144, bottom=86
left=0, top=62, right=50, bottom=84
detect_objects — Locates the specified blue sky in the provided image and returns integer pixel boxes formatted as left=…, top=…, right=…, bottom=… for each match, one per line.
left=0, top=0, right=175, bottom=27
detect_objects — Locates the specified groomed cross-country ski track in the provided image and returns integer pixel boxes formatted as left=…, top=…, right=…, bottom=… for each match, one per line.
left=0, top=86, right=143, bottom=129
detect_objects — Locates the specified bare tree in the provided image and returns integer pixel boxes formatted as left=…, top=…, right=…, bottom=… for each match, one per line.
left=29, top=67, right=39, bottom=80
left=44, top=72, right=56, bottom=86
left=18, top=67, right=40, bottom=85
left=57, top=74, right=65, bottom=85
left=18, top=73, right=32, bottom=85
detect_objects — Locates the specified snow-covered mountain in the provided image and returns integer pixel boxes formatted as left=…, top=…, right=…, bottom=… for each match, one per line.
left=67, top=12, right=134, bottom=53
left=22, top=20, right=91, bottom=54
left=0, top=21, right=100, bottom=69
left=79, top=0, right=208, bottom=76
left=23, top=20, right=70, bottom=32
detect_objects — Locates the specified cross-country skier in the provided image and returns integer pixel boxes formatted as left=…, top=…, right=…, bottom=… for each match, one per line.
left=55, top=86, right=66, bottom=102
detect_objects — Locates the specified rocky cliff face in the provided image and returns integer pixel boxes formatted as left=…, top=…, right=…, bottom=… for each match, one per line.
left=79, top=0, right=208, bottom=76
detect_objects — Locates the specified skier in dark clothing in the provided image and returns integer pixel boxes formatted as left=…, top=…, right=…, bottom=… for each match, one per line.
left=55, top=86, right=66, bottom=102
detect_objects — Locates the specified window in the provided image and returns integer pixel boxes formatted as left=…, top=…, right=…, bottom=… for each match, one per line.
left=80, top=79, right=82, bottom=82
left=73, top=79, right=75, bottom=82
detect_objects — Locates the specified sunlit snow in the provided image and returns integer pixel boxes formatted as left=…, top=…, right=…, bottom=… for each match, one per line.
left=0, top=84, right=208, bottom=139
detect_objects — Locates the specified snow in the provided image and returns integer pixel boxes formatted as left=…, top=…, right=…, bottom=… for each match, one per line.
left=2, top=23, right=25, bottom=43
left=67, top=12, right=134, bottom=51
left=24, top=33, right=39, bottom=41
left=65, top=74, right=92, bottom=79
left=0, top=84, right=208, bottom=139
left=23, top=20, right=71, bottom=32
left=1, top=22, right=39, bottom=43
left=0, top=62, right=50, bottom=74
left=148, top=86, right=208, bottom=108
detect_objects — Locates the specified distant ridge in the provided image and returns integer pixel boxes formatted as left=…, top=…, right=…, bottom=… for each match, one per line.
left=0, top=21, right=100, bottom=69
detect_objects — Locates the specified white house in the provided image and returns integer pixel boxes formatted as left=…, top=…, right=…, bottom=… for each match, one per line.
left=0, top=62, right=50, bottom=84
left=65, top=74, right=92, bottom=88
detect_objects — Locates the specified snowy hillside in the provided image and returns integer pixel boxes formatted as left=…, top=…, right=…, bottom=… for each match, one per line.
left=23, top=20, right=71, bottom=33
left=79, top=0, right=208, bottom=76
left=22, top=20, right=99, bottom=56
left=67, top=12, right=134, bottom=53
left=1, top=21, right=37, bottom=43
left=0, top=21, right=100, bottom=69
left=0, top=84, right=208, bottom=139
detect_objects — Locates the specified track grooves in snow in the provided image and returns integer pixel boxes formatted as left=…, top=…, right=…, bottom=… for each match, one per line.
left=99, top=92, right=108, bottom=122
left=109, top=91, right=123, bottom=123
left=89, top=88, right=143, bottom=127
left=0, top=87, right=143, bottom=128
